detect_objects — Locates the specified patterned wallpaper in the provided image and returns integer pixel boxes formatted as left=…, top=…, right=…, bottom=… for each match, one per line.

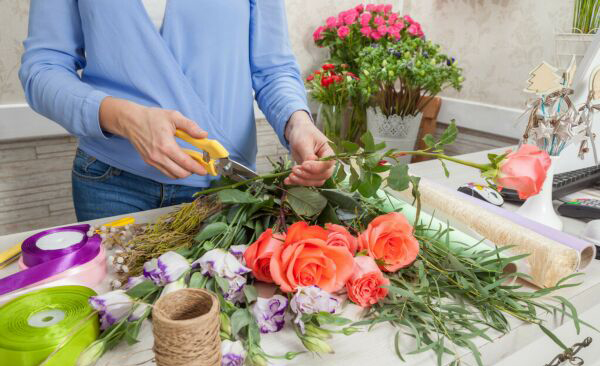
left=404, top=0, right=574, bottom=109
left=0, top=0, right=575, bottom=110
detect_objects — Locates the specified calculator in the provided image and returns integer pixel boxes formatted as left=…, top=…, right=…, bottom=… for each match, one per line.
left=557, top=199, right=600, bottom=220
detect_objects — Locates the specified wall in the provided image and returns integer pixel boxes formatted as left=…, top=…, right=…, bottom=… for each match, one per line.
left=403, top=0, right=574, bottom=109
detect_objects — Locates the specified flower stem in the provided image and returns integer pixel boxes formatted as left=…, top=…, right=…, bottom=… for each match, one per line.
left=393, top=151, right=491, bottom=171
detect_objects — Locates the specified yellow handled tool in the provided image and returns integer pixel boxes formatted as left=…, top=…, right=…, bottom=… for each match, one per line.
left=0, top=243, right=21, bottom=269
left=175, top=130, right=230, bottom=176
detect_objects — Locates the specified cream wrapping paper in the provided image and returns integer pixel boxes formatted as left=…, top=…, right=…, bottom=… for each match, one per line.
left=394, top=178, right=595, bottom=288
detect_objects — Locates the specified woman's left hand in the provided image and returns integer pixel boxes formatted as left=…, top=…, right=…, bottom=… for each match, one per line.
left=284, top=111, right=335, bottom=187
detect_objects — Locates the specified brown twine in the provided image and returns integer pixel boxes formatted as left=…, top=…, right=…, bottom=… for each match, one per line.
left=152, top=289, right=222, bottom=366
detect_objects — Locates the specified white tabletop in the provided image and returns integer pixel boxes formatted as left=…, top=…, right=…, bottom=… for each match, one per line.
left=1, top=148, right=599, bottom=366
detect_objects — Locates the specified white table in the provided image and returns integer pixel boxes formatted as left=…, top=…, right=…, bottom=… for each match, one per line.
left=1, top=148, right=599, bottom=366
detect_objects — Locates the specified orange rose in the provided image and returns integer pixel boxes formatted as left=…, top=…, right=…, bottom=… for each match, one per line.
left=270, top=238, right=354, bottom=293
left=358, top=212, right=419, bottom=272
left=244, top=229, right=284, bottom=283
left=325, top=223, right=358, bottom=255
left=284, top=222, right=328, bottom=245
left=346, top=256, right=390, bottom=307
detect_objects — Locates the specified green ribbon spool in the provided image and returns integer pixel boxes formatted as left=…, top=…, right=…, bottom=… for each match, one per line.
left=0, top=285, right=100, bottom=366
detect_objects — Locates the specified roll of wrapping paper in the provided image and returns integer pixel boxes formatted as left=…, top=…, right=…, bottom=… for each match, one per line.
left=0, top=286, right=99, bottom=366
left=0, top=225, right=106, bottom=296
left=394, top=178, right=595, bottom=288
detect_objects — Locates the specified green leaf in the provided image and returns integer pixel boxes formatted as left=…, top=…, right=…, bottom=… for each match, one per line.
left=125, top=309, right=148, bottom=345
left=358, top=172, right=382, bottom=198
left=215, top=276, right=230, bottom=293
left=188, top=272, right=206, bottom=289
left=438, top=120, right=458, bottom=146
left=394, top=331, right=406, bottom=361
left=195, top=222, right=229, bottom=242
left=341, top=141, right=359, bottom=154
left=217, top=189, right=260, bottom=204
left=320, top=189, right=362, bottom=212
left=349, top=166, right=360, bottom=192
left=244, top=285, right=258, bottom=304
left=439, top=159, right=450, bottom=178
left=334, top=164, right=347, bottom=184
left=285, top=187, right=328, bottom=218
left=360, top=131, right=376, bottom=152
left=388, top=164, right=410, bottom=191
left=126, top=281, right=158, bottom=298
left=316, top=312, right=352, bottom=326
left=231, top=308, right=253, bottom=337
left=539, top=324, right=568, bottom=350
left=423, top=134, right=436, bottom=148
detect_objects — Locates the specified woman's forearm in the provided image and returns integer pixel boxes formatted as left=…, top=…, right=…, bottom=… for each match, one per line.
left=99, top=97, right=145, bottom=137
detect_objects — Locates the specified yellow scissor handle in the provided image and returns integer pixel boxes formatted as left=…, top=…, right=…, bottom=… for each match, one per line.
left=175, top=130, right=229, bottom=177
left=0, top=243, right=21, bottom=267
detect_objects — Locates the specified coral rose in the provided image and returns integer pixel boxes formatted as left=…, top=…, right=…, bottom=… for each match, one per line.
left=358, top=212, right=419, bottom=272
left=346, top=256, right=390, bottom=307
left=284, top=221, right=328, bottom=245
left=325, top=223, right=358, bottom=255
left=495, top=144, right=551, bottom=200
left=244, top=229, right=284, bottom=283
left=270, top=237, right=354, bottom=293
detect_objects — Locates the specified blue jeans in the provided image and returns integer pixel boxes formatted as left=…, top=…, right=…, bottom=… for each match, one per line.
left=72, top=149, right=201, bottom=221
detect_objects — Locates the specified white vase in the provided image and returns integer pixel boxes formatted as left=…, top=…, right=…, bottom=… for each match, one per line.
left=516, top=156, right=563, bottom=231
left=367, top=107, right=422, bottom=164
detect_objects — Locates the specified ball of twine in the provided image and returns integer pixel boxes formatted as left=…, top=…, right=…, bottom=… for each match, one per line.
left=152, top=288, right=222, bottom=366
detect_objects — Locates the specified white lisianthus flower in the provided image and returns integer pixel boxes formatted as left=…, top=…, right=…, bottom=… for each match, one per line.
left=192, top=249, right=250, bottom=279
left=229, top=245, right=248, bottom=263
left=143, top=251, right=190, bottom=285
left=290, top=286, right=340, bottom=333
left=89, top=290, right=134, bottom=329
left=252, top=295, right=288, bottom=333
left=221, top=339, right=246, bottom=366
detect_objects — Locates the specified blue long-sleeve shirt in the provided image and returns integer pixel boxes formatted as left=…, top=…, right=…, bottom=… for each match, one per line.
left=19, top=0, right=309, bottom=187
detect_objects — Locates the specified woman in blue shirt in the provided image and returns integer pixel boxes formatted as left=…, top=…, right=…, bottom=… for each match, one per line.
left=19, top=0, right=333, bottom=221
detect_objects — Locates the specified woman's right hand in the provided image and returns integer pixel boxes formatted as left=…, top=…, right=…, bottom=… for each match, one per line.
left=99, top=97, right=208, bottom=179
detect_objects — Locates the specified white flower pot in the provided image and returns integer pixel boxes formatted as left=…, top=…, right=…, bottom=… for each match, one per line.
left=554, top=32, right=595, bottom=69
left=516, top=156, right=563, bottom=231
left=367, top=107, right=422, bottom=164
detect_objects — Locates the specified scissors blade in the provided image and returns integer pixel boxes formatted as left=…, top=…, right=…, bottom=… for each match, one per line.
left=218, top=158, right=258, bottom=182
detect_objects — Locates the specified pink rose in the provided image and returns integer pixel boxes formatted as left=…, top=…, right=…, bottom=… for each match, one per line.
left=404, top=15, right=415, bottom=24
left=336, top=15, right=345, bottom=27
left=388, top=13, right=399, bottom=24
left=337, top=26, right=350, bottom=39
left=313, top=26, right=325, bottom=41
left=346, top=256, right=390, bottom=307
left=371, top=31, right=383, bottom=40
left=360, top=26, right=373, bottom=37
left=326, top=16, right=337, bottom=29
left=392, top=22, right=405, bottom=32
left=355, top=4, right=364, bottom=13
left=365, top=4, right=376, bottom=12
left=374, top=15, right=385, bottom=26
left=407, top=23, right=422, bottom=37
left=375, top=4, right=386, bottom=13
left=389, top=28, right=401, bottom=40
left=384, top=4, right=393, bottom=13
left=360, top=12, right=372, bottom=26
left=325, top=223, right=358, bottom=255
left=495, top=144, right=551, bottom=200
left=377, top=24, right=388, bottom=35
left=342, top=9, right=359, bottom=25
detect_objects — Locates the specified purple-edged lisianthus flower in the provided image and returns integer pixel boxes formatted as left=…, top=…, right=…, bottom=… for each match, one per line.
left=221, top=339, right=245, bottom=366
left=290, top=286, right=340, bottom=332
left=229, top=245, right=248, bottom=263
left=128, top=303, right=150, bottom=321
left=222, top=275, right=246, bottom=305
left=143, top=251, right=190, bottom=286
left=192, top=249, right=250, bottom=279
left=89, top=290, right=134, bottom=329
left=252, top=295, right=288, bottom=333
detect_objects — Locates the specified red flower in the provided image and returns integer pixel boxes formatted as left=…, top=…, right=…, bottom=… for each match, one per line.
left=306, top=74, right=314, bottom=82
left=347, top=72, right=359, bottom=80
left=322, top=63, right=335, bottom=71
left=332, top=75, right=343, bottom=83
left=314, top=70, right=321, bottom=74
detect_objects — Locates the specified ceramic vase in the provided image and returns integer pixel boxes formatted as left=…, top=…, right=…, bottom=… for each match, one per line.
left=516, top=156, right=563, bottom=230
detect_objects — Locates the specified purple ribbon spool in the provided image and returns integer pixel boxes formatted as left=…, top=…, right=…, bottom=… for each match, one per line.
left=0, top=224, right=101, bottom=296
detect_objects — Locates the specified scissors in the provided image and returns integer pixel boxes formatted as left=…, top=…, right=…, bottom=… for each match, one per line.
left=176, top=130, right=258, bottom=181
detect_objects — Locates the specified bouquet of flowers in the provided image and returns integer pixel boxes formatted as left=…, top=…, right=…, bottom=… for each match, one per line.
left=358, top=37, right=463, bottom=118
left=76, top=126, right=585, bottom=366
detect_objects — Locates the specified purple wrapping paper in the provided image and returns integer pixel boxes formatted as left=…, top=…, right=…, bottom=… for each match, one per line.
left=0, top=224, right=101, bottom=296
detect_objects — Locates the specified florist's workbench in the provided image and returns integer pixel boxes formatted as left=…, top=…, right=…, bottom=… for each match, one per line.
left=1, top=148, right=600, bottom=366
